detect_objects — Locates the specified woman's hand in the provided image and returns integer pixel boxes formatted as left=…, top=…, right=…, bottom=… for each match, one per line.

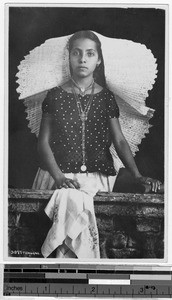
left=61, top=177, right=80, bottom=189
left=55, top=175, right=80, bottom=189
left=135, top=176, right=162, bottom=193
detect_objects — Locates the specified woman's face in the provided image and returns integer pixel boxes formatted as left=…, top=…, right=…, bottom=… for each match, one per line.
left=69, top=38, right=101, bottom=79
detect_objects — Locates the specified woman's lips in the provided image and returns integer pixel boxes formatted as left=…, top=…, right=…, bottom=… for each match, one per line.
left=78, top=66, right=88, bottom=69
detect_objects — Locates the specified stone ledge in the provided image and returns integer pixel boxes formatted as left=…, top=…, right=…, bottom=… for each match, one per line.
left=8, top=189, right=164, bottom=259
left=8, top=189, right=164, bottom=218
left=9, top=188, right=164, bottom=202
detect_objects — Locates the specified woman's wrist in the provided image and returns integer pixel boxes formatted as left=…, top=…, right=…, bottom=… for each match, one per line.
left=130, top=171, right=142, bottom=181
left=54, top=172, right=66, bottom=186
left=134, top=175, right=148, bottom=184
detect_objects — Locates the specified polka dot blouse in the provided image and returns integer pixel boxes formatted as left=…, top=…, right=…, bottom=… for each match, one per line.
left=41, top=86, right=120, bottom=176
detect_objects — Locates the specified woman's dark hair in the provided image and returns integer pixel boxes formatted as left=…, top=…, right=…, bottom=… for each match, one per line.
left=68, top=30, right=106, bottom=87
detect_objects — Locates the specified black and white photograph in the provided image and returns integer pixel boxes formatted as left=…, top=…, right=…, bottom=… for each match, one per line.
left=7, top=4, right=166, bottom=260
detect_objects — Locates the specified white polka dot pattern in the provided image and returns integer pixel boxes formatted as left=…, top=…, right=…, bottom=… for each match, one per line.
left=42, top=86, right=119, bottom=175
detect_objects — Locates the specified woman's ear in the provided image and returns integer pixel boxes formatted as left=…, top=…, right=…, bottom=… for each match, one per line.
left=97, top=59, right=101, bottom=67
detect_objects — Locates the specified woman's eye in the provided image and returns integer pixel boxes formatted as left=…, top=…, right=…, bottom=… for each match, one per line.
left=72, top=51, right=79, bottom=56
left=87, top=52, right=94, bottom=57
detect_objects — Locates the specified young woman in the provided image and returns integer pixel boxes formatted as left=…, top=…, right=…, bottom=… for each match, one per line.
left=33, top=30, right=161, bottom=193
left=32, top=31, right=162, bottom=258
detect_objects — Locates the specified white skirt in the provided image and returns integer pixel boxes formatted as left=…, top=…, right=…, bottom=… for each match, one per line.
left=32, top=168, right=117, bottom=194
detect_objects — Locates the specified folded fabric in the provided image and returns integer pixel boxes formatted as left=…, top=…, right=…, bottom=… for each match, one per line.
left=41, top=188, right=100, bottom=259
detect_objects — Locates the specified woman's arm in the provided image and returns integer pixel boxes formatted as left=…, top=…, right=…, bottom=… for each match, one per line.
left=37, top=114, right=80, bottom=189
left=109, top=117, right=161, bottom=192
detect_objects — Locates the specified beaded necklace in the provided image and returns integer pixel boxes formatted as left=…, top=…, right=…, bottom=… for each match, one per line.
left=72, top=81, right=95, bottom=172
left=71, top=77, right=94, bottom=97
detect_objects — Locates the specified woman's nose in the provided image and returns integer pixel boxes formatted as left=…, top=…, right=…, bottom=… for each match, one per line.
left=79, top=53, right=86, bottom=63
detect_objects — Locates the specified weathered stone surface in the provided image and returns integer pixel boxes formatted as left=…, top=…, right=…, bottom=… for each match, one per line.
left=95, top=192, right=164, bottom=204
left=113, top=215, right=137, bottom=233
left=107, top=231, right=128, bottom=249
left=136, top=206, right=164, bottom=218
left=154, top=233, right=164, bottom=258
left=107, top=248, right=140, bottom=259
left=138, top=232, right=162, bottom=258
left=95, top=204, right=136, bottom=216
left=95, top=204, right=164, bottom=218
left=136, top=218, right=161, bottom=232
left=96, top=216, right=113, bottom=233
left=9, top=201, right=42, bottom=213
left=9, top=189, right=164, bottom=203
left=8, top=188, right=53, bottom=199
left=127, top=236, right=137, bottom=248
left=8, top=213, right=19, bottom=227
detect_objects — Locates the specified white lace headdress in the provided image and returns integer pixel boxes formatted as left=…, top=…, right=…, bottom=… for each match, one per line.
left=16, top=31, right=157, bottom=171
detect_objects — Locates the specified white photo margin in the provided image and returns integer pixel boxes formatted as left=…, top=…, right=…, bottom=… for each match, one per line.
left=1, top=1, right=171, bottom=267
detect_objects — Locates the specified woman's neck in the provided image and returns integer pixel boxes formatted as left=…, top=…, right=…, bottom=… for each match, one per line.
left=71, top=75, right=94, bottom=89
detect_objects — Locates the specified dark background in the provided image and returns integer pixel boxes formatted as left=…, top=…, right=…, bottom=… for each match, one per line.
left=9, top=7, right=165, bottom=189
